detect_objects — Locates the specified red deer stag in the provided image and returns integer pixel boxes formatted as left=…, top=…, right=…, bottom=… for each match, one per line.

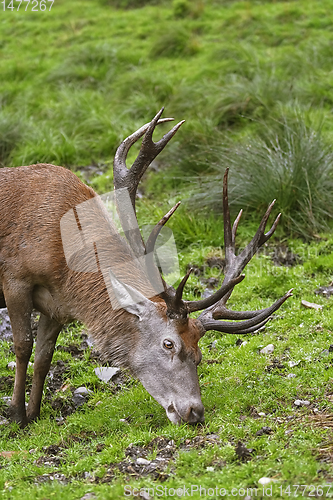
left=0, top=109, right=292, bottom=427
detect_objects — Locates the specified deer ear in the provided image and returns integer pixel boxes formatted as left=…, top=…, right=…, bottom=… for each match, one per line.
left=109, top=269, right=154, bottom=319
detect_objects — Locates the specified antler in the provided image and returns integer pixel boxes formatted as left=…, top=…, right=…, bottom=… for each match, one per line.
left=194, top=168, right=291, bottom=334
left=113, top=108, right=184, bottom=257
left=112, top=112, right=291, bottom=329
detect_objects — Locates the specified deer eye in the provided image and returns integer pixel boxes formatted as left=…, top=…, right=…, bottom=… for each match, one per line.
left=163, top=340, right=174, bottom=350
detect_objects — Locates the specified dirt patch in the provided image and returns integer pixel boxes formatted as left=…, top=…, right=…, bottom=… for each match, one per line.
left=0, top=309, right=40, bottom=344
left=271, top=245, right=302, bottom=267
left=315, top=284, right=333, bottom=298
left=0, top=376, right=14, bottom=392
left=98, top=434, right=221, bottom=483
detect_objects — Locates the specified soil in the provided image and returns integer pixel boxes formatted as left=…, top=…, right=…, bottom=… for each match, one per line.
left=98, top=434, right=221, bottom=483
left=271, top=245, right=302, bottom=267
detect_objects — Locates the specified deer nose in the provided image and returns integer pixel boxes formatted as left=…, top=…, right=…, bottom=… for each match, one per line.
left=186, top=402, right=205, bottom=424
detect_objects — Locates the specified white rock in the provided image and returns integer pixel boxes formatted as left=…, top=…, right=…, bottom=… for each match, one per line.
left=288, top=360, right=300, bottom=367
left=74, top=387, right=92, bottom=395
left=240, top=341, right=248, bottom=347
left=7, top=361, right=16, bottom=370
left=136, top=458, right=150, bottom=465
left=260, top=344, right=274, bottom=355
left=287, top=373, right=296, bottom=378
left=301, top=300, right=323, bottom=310
left=258, top=477, right=274, bottom=485
left=258, top=412, right=266, bottom=417
left=294, top=399, right=310, bottom=406
left=206, top=466, right=214, bottom=472
left=94, top=367, right=120, bottom=382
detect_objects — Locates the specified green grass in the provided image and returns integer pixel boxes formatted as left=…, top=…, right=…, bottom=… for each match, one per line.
left=1, top=232, right=333, bottom=499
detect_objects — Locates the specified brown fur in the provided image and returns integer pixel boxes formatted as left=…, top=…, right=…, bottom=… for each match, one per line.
left=0, top=163, right=202, bottom=425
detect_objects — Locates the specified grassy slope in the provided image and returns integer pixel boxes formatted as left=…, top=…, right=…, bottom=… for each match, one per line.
left=1, top=0, right=333, bottom=498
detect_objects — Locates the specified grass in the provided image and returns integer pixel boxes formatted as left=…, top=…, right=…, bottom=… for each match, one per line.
left=1, top=232, right=333, bottom=499
left=189, top=114, right=333, bottom=237
left=1, top=0, right=333, bottom=498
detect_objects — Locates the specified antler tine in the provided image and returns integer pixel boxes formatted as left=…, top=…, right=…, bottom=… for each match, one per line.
left=145, top=202, right=181, bottom=256
left=186, top=274, right=245, bottom=313
left=144, top=202, right=181, bottom=298
left=232, top=209, right=243, bottom=242
left=223, top=168, right=234, bottom=259
left=113, top=108, right=174, bottom=189
left=114, top=107, right=185, bottom=211
left=175, top=268, right=193, bottom=304
left=199, top=289, right=292, bottom=334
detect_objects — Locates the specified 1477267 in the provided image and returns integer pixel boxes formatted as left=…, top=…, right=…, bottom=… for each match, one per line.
left=1, top=0, right=54, bottom=11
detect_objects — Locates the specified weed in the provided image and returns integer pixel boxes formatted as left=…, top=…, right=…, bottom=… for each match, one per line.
left=190, top=114, right=333, bottom=237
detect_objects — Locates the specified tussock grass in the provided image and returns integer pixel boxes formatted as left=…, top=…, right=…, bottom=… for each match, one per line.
left=190, top=114, right=333, bottom=237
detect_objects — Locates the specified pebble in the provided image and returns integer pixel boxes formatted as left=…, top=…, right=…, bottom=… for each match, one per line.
left=260, top=344, right=274, bottom=355
left=258, top=412, right=266, bottom=417
left=74, top=387, right=92, bottom=396
left=94, top=367, right=120, bottom=383
left=136, top=457, right=151, bottom=465
left=80, top=494, right=97, bottom=500
left=7, top=361, right=16, bottom=370
left=287, top=373, right=296, bottom=378
left=301, top=300, right=323, bottom=310
left=288, top=360, right=300, bottom=367
left=206, top=466, right=215, bottom=472
left=294, top=399, right=310, bottom=406
left=258, top=477, right=274, bottom=485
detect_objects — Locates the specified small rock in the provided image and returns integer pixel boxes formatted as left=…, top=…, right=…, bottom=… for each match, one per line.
left=258, top=477, right=274, bottom=485
left=80, top=494, right=97, bottom=500
left=258, top=412, right=266, bottom=417
left=313, top=408, right=320, bottom=413
left=94, top=367, right=120, bottom=383
left=7, top=361, right=16, bottom=370
left=74, top=387, right=92, bottom=396
left=287, top=373, right=296, bottom=378
left=72, top=393, right=87, bottom=407
left=294, top=399, right=310, bottom=407
left=260, top=344, right=274, bottom=355
left=240, top=341, right=248, bottom=347
left=288, top=360, right=300, bottom=368
left=136, top=457, right=151, bottom=465
left=256, top=426, right=272, bottom=436
left=315, top=285, right=333, bottom=298
left=206, top=466, right=215, bottom=472
left=209, top=340, right=217, bottom=350
left=301, top=300, right=323, bottom=311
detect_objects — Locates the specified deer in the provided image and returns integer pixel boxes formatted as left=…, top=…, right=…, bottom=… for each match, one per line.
left=0, top=108, right=292, bottom=427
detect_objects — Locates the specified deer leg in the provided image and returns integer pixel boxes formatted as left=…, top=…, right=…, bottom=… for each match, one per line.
left=27, top=314, right=62, bottom=423
left=5, top=284, right=34, bottom=427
